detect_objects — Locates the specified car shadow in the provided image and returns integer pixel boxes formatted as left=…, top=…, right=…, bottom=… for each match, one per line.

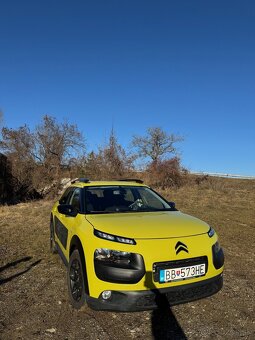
left=0, top=256, right=42, bottom=285
left=144, top=272, right=187, bottom=340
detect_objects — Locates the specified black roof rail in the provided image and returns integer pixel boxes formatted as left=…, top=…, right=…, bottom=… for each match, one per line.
left=116, top=178, right=144, bottom=184
left=71, top=178, right=90, bottom=184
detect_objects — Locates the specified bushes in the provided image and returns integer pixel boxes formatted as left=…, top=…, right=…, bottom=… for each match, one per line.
left=145, top=158, right=184, bottom=189
left=1, top=117, right=187, bottom=201
left=69, top=131, right=136, bottom=181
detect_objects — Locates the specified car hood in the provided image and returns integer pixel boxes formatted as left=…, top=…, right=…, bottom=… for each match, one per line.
left=85, top=211, right=210, bottom=239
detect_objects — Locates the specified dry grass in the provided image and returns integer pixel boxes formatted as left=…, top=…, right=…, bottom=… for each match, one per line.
left=0, top=178, right=255, bottom=339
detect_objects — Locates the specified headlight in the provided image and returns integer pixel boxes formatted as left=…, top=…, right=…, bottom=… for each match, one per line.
left=94, top=248, right=131, bottom=265
left=94, top=229, right=136, bottom=245
left=208, top=226, right=215, bottom=238
left=94, top=248, right=145, bottom=283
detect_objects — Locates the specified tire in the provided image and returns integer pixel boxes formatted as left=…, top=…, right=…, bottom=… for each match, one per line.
left=67, top=249, right=86, bottom=309
left=50, top=219, right=57, bottom=254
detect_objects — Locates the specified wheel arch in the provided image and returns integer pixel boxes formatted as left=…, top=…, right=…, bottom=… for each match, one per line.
left=69, top=235, right=90, bottom=296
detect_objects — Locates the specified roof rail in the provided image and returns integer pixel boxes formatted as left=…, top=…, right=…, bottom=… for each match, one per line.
left=71, top=178, right=90, bottom=184
left=116, top=178, right=144, bottom=184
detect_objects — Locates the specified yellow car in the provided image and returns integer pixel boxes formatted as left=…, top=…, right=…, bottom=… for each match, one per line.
left=50, top=178, right=224, bottom=311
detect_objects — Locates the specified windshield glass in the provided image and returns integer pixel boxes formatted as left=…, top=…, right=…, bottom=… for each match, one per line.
left=85, top=186, right=172, bottom=214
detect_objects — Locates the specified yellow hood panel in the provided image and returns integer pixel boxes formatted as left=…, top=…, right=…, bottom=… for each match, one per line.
left=85, top=211, right=209, bottom=239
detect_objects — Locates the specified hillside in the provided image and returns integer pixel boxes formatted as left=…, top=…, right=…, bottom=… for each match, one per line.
left=0, top=178, right=255, bottom=339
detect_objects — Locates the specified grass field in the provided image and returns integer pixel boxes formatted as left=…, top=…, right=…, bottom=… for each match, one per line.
left=0, top=177, right=255, bottom=339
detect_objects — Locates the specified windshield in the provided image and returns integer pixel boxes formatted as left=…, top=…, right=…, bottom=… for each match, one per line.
left=85, top=186, right=173, bottom=214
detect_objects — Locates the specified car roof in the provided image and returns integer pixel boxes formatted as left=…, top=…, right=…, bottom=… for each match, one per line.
left=69, top=178, right=147, bottom=188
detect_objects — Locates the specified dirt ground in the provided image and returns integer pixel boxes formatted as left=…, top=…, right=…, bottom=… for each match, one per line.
left=1, top=178, right=255, bottom=339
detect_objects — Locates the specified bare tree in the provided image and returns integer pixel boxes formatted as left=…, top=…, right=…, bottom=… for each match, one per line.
left=84, top=130, right=135, bottom=179
left=132, top=127, right=183, bottom=163
left=0, top=125, right=38, bottom=199
left=34, top=115, right=86, bottom=176
left=100, top=129, right=134, bottom=177
left=0, top=114, right=86, bottom=196
left=0, top=125, right=34, bottom=160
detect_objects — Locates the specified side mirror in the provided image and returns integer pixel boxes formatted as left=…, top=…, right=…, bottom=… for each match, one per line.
left=168, top=201, right=177, bottom=210
left=58, top=204, right=77, bottom=217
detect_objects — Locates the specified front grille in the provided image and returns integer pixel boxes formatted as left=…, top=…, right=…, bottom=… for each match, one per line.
left=153, top=256, right=208, bottom=282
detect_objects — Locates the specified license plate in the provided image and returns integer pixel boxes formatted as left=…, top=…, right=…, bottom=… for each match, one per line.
left=159, top=263, right=206, bottom=283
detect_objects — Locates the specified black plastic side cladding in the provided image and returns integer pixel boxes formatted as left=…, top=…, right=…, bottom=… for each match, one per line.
left=54, top=216, right=68, bottom=249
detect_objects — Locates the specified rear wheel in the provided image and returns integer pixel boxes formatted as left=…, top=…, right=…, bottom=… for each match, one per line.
left=67, top=249, right=86, bottom=309
left=50, top=219, right=57, bottom=254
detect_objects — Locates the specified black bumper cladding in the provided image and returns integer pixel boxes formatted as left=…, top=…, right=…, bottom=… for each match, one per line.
left=87, top=274, right=223, bottom=312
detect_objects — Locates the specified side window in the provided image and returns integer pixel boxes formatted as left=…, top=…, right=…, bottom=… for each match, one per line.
left=69, top=188, right=82, bottom=212
left=59, top=187, right=74, bottom=204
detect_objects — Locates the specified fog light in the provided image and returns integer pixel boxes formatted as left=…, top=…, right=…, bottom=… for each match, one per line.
left=102, top=290, right=112, bottom=300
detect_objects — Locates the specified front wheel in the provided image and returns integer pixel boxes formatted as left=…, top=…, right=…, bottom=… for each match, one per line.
left=67, top=249, right=86, bottom=309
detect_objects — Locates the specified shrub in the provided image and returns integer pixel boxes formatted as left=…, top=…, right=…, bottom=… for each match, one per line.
left=145, top=157, right=183, bottom=189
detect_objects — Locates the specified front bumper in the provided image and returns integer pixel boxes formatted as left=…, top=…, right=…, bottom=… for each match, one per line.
left=86, top=274, right=223, bottom=312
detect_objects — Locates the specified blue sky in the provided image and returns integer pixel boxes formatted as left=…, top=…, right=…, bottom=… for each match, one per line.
left=0, top=0, right=254, bottom=176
